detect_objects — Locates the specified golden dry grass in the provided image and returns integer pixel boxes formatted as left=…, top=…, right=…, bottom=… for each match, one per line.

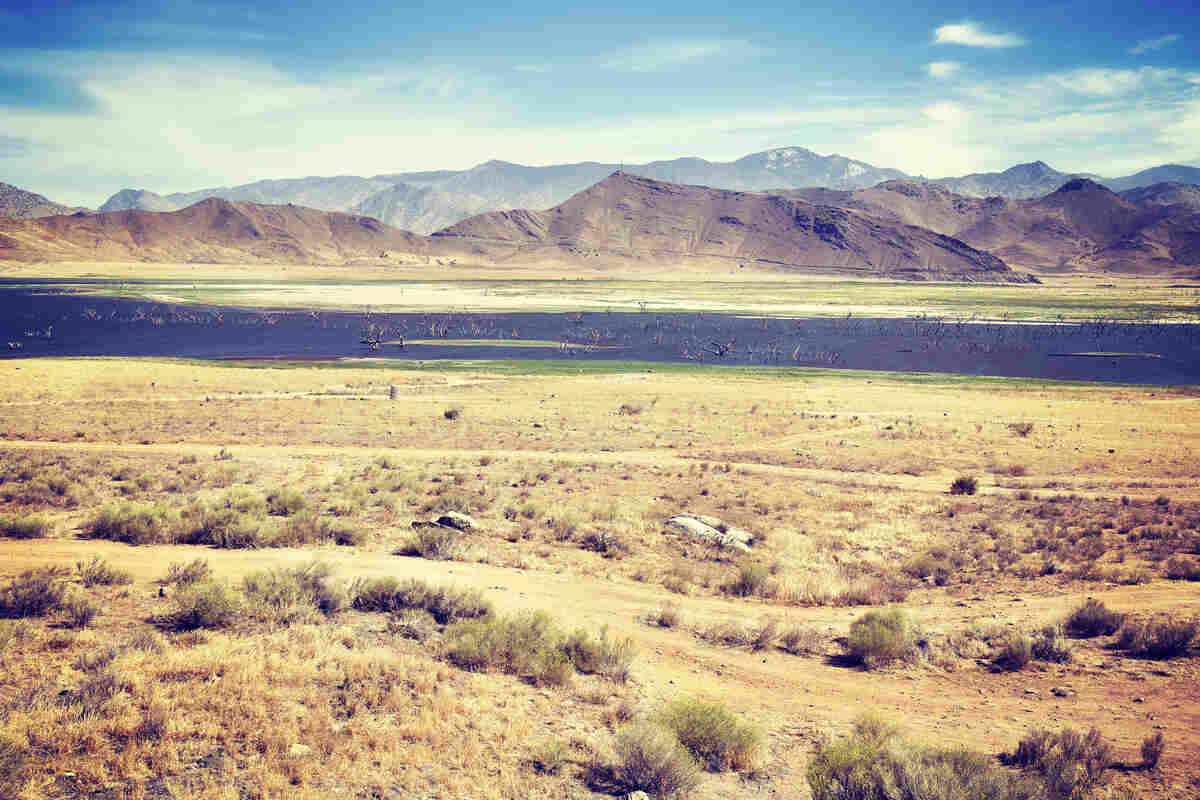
left=1, top=356, right=1199, bottom=799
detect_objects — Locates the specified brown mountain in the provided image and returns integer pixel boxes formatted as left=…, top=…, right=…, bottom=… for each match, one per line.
left=434, top=172, right=1024, bottom=281
left=788, top=178, right=1200, bottom=274
left=0, top=198, right=439, bottom=264
left=0, top=181, right=82, bottom=219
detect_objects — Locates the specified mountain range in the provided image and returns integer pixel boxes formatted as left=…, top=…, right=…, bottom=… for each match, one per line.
left=71, top=149, right=1200, bottom=236
left=0, top=182, right=83, bottom=219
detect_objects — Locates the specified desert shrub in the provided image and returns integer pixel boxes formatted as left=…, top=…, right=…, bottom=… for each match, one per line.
left=617, top=402, right=643, bottom=416
left=0, top=569, right=67, bottom=618
left=1164, top=556, right=1200, bottom=581
left=580, top=530, right=630, bottom=556
left=61, top=593, right=99, bottom=629
left=350, top=577, right=491, bottom=623
left=779, top=625, right=824, bottom=656
left=1064, top=599, right=1124, bottom=637
left=993, top=632, right=1033, bottom=671
left=1031, top=625, right=1072, bottom=663
left=1140, top=732, right=1164, bottom=770
left=443, top=407, right=461, bottom=420
left=0, top=514, right=53, bottom=540
left=387, top=609, right=438, bottom=641
left=397, top=525, right=464, bottom=560
left=844, top=609, right=917, bottom=669
left=445, top=610, right=573, bottom=686
left=266, top=488, right=307, bottom=517
left=562, top=627, right=636, bottom=682
left=652, top=602, right=681, bottom=628
left=1003, top=727, right=1111, bottom=800
left=723, top=562, right=770, bottom=598
left=83, top=503, right=175, bottom=545
left=653, top=697, right=762, bottom=772
left=949, top=475, right=978, bottom=495
left=166, top=580, right=241, bottom=630
left=75, top=556, right=133, bottom=587
left=176, top=507, right=261, bottom=549
left=1116, top=617, right=1197, bottom=659
left=1008, top=422, right=1035, bottom=437
left=163, top=559, right=211, bottom=586
left=243, top=561, right=345, bottom=621
left=612, top=721, right=703, bottom=798
left=810, top=716, right=1046, bottom=800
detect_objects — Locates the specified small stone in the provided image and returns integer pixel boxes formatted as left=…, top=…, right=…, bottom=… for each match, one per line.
left=1051, top=687, right=1071, bottom=697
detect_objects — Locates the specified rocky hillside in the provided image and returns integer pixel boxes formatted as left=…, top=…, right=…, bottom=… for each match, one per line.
left=435, top=172, right=1024, bottom=281
left=0, top=182, right=82, bottom=219
left=99, top=189, right=179, bottom=213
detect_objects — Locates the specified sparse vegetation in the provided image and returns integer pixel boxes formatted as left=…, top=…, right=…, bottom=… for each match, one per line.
left=83, top=503, right=176, bottom=545
left=0, top=569, right=67, bottom=618
left=653, top=697, right=762, bottom=772
left=75, top=555, right=133, bottom=587
left=1002, top=726, right=1112, bottom=799
left=950, top=475, right=978, bottom=495
left=162, top=558, right=211, bottom=586
left=611, top=721, right=703, bottom=798
left=0, top=514, right=53, bottom=539
left=165, top=579, right=242, bottom=630
left=1065, top=599, right=1125, bottom=637
left=1116, top=617, right=1198, bottom=659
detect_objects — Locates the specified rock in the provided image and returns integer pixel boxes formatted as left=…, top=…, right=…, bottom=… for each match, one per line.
left=666, top=515, right=751, bottom=552
left=625, top=792, right=651, bottom=800
left=289, top=743, right=312, bottom=758
left=1051, top=687, right=1071, bottom=697
left=436, top=512, right=475, bottom=531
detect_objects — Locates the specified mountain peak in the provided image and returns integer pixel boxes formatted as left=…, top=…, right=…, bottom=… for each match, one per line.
left=1052, top=177, right=1113, bottom=194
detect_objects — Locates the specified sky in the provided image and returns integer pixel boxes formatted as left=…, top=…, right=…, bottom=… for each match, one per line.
left=2, top=0, right=1198, bottom=207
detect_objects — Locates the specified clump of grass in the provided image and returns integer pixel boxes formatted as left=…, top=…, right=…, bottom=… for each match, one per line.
left=1008, top=422, right=1034, bottom=437
left=0, top=569, right=67, bottom=618
left=810, top=716, right=1047, bottom=800
left=992, top=632, right=1033, bottom=671
left=350, top=577, right=491, bottom=624
left=1031, top=625, right=1072, bottom=663
left=844, top=609, right=919, bottom=669
left=266, top=488, right=307, bottom=517
left=722, top=562, right=770, bottom=598
left=1141, top=732, right=1164, bottom=770
left=1116, top=617, right=1198, bottom=659
left=386, top=609, right=438, bottom=641
left=61, top=593, right=99, bottom=629
left=562, top=627, right=637, bottom=682
left=950, top=475, right=978, bottom=495
left=242, top=561, right=345, bottom=622
left=1164, top=556, right=1200, bottom=581
left=75, top=556, right=133, bottom=587
left=651, top=602, right=682, bottom=628
left=166, top=580, right=241, bottom=630
left=397, top=525, right=465, bottom=560
left=83, top=503, right=176, bottom=545
left=611, top=721, right=703, bottom=799
left=1064, top=599, right=1124, bottom=637
left=175, top=507, right=261, bottom=549
left=653, top=697, right=762, bottom=772
left=580, top=530, right=631, bottom=557
left=271, top=512, right=364, bottom=547
left=779, top=625, right=824, bottom=656
left=0, top=514, right=53, bottom=539
left=1002, top=727, right=1111, bottom=799
left=445, top=610, right=574, bottom=686
left=162, top=559, right=211, bottom=586
left=443, top=407, right=462, bottom=420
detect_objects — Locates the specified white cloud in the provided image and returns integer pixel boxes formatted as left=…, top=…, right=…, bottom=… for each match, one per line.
left=1039, top=67, right=1186, bottom=96
left=934, top=22, right=1025, bottom=48
left=1130, top=34, right=1181, bottom=55
left=600, top=39, right=763, bottom=72
left=926, top=61, right=960, bottom=79
left=513, top=63, right=552, bottom=73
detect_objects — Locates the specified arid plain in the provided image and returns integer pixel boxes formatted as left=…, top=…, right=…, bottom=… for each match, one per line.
left=1, top=264, right=1199, bottom=800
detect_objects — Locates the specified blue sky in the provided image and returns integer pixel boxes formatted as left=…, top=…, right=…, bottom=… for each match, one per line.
left=2, top=0, right=1198, bottom=206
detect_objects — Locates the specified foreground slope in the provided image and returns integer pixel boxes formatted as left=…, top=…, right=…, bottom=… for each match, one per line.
left=435, top=172, right=1023, bottom=281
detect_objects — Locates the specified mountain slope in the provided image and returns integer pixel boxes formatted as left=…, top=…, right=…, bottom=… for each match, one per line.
left=0, top=182, right=82, bottom=219
left=0, top=198, right=436, bottom=264
left=1107, top=165, right=1200, bottom=193
left=99, top=189, right=179, bottom=213
left=435, top=172, right=1022, bottom=281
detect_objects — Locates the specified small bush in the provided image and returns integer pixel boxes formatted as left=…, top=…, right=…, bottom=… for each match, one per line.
left=993, top=632, right=1033, bottom=671
left=1031, top=625, right=1072, bottom=663
left=1003, top=727, right=1111, bottom=799
left=443, top=407, right=462, bottom=420
left=580, top=530, right=630, bottom=556
left=1140, top=732, right=1164, bottom=770
left=652, top=602, right=681, bottom=628
left=84, top=503, right=175, bottom=545
left=266, top=488, right=307, bottom=517
left=176, top=508, right=261, bottom=549
left=166, top=580, right=241, bottom=630
left=562, top=627, right=637, bottom=682
left=397, top=525, right=464, bottom=560
left=62, top=594, right=99, bottom=629
left=1064, top=599, right=1124, bottom=637
left=654, top=697, right=762, bottom=772
left=0, top=514, right=53, bottom=540
left=350, top=577, right=491, bottom=624
left=163, top=559, right=211, bottom=586
left=844, top=609, right=916, bottom=669
left=76, top=556, right=133, bottom=587
left=0, top=569, right=67, bottom=618
left=387, top=609, right=437, bottom=641
left=723, top=562, right=770, bottom=598
left=612, top=721, right=703, bottom=799
left=1116, top=617, right=1198, bottom=659
left=949, top=475, right=978, bottom=495
left=779, top=625, right=824, bottom=656
left=243, top=561, right=345, bottom=621
left=445, top=611, right=573, bottom=686
left=1164, top=556, right=1200, bottom=581
left=1008, top=422, right=1034, bottom=437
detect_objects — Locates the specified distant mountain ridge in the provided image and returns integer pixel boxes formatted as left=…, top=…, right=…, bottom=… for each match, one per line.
left=87, top=150, right=1200, bottom=236
left=0, top=182, right=81, bottom=219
